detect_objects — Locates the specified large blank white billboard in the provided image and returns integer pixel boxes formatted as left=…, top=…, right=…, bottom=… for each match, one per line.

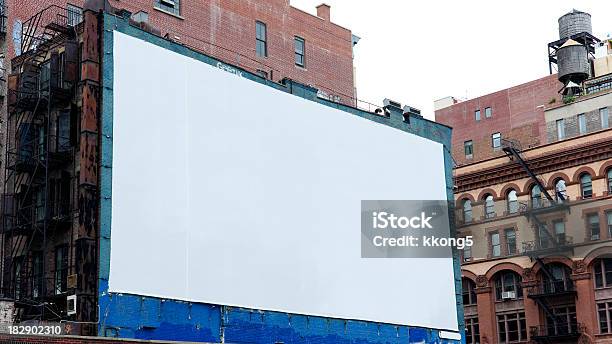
left=109, top=31, right=458, bottom=331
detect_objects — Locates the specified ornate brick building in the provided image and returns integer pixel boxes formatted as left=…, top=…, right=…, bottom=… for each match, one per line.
left=436, top=9, right=612, bottom=344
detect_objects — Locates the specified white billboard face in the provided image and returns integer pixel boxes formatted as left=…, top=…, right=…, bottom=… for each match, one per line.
left=109, top=31, right=458, bottom=331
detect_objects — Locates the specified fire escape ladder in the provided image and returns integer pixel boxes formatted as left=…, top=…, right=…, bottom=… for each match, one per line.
left=501, top=139, right=553, bottom=202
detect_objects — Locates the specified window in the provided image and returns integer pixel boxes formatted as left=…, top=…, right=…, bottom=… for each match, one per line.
left=485, top=107, right=492, bottom=118
left=607, top=212, right=612, bottom=238
left=465, top=317, right=480, bottom=344
left=557, top=119, right=566, bottom=139
left=32, top=252, right=43, bottom=298
left=578, top=113, right=587, bottom=134
left=57, top=111, right=71, bottom=152
left=54, top=245, right=68, bottom=294
left=588, top=213, right=600, bottom=241
left=553, top=220, right=566, bottom=244
left=507, top=189, right=518, bottom=214
left=555, top=178, right=568, bottom=202
left=475, top=109, right=481, bottom=121
left=256, top=21, right=267, bottom=57
left=490, top=232, right=501, bottom=257
left=580, top=173, right=593, bottom=198
left=67, top=4, right=83, bottom=27
left=484, top=194, right=495, bottom=219
left=294, top=36, right=305, bottom=67
left=594, top=258, right=612, bottom=288
left=155, top=0, right=180, bottom=16
left=462, top=199, right=472, bottom=223
left=463, top=243, right=472, bottom=262
left=505, top=228, right=516, bottom=255
left=492, top=132, right=501, bottom=148
left=598, top=302, right=612, bottom=333
left=538, top=224, right=550, bottom=249
left=13, top=256, right=23, bottom=299
left=602, top=107, right=610, bottom=129
left=546, top=306, right=577, bottom=336
left=531, top=184, right=542, bottom=209
left=497, top=312, right=527, bottom=343
left=464, top=140, right=473, bottom=158
left=607, top=168, right=612, bottom=193
left=462, top=278, right=477, bottom=305
left=542, top=264, right=572, bottom=293
left=494, top=271, right=523, bottom=301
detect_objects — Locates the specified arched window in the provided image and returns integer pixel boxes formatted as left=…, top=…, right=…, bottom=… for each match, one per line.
left=594, top=258, right=612, bottom=288
left=580, top=173, right=593, bottom=199
left=555, top=178, right=568, bottom=202
left=607, top=169, right=612, bottom=194
left=462, top=278, right=477, bottom=305
left=484, top=194, right=495, bottom=219
left=494, top=271, right=523, bottom=301
left=531, top=184, right=542, bottom=209
left=463, top=199, right=472, bottom=223
left=541, top=264, right=572, bottom=293
left=507, top=189, right=518, bottom=214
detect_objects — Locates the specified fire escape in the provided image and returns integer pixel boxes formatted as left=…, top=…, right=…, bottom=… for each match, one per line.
left=1, top=5, right=80, bottom=321
left=501, top=139, right=581, bottom=343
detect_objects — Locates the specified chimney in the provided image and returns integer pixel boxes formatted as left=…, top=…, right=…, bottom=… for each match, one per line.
left=316, top=3, right=330, bottom=21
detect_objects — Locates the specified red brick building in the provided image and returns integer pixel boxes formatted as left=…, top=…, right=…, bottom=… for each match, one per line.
left=4, top=0, right=356, bottom=102
left=435, top=74, right=562, bottom=165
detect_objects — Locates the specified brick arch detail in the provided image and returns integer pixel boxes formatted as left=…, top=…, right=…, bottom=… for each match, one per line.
left=530, top=256, right=574, bottom=277
left=456, top=193, right=476, bottom=205
left=485, top=261, right=524, bottom=281
left=584, top=246, right=612, bottom=267
left=477, top=188, right=498, bottom=201
left=598, top=160, right=612, bottom=177
left=500, top=183, right=522, bottom=198
left=546, top=172, right=571, bottom=189
left=462, top=270, right=478, bottom=284
left=572, top=166, right=597, bottom=183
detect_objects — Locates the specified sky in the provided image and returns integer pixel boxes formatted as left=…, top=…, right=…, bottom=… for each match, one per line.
left=290, top=0, right=612, bottom=120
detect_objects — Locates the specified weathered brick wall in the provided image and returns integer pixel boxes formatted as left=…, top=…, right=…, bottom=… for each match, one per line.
left=435, top=74, right=562, bottom=165
left=546, top=106, right=612, bottom=142
left=5, top=0, right=355, bottom=101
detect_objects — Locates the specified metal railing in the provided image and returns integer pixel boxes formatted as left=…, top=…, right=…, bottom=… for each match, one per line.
left=522, top=235, right=574, bottom=254
left=0, top=0, right=6, bottom=34
left=528, top=279, right=575, bottom=297
left=20, top=5, right=81, bottom=54
left=456, top=198, right=573, bottom=225
left=529, top=322, right=581, bottom=338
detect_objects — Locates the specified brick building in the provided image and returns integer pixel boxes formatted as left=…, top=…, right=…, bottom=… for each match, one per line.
left=435, top=75, right=562, bottom=166
left=435, top=9, right=612, bottom=344
left=0, top=1, right=463, bottom=343
left=4, top=0, right=357, bottom=102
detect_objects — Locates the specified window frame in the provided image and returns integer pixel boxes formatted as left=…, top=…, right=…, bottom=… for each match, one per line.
left=154, top=0, right=181, bottom=16
left=465, top=316, right=480, bottom=344
left=580, top=173, right=593, bottom=198
left=494, top=271, right=523, bottom=301
left=294, top=36, right=305, bottom=67
left=485, top=107, right=492, bottom=118
left=578, top=113, right=587, bottom=134
left=484, top=194, right=495, bottom=219
left=462, top=199, right=473, bottom=223
left=556, top=118, right=566, bottom=139
left=497, top=311, right=527, bottom=343
left=54, top=245, right=69, bottom=295
left=462, top=278, right=477, bottom=305
left=255, top=21, right=268, bottom=58
left=475, top=109, right=481, bottom=121
left=505, top=228, right=516, bottom=255
left=601, top=107, right=610, bottom=129
left=464, top=140, right=473, bottom=158
left=607, top=168, right=612, bottom=194
left=490, top=231, right=501, bottom=257
left=594, top=258, right=612, bottom=289
left=507, top=189, right=518, bottom=214
left=588, top=213, right=601, bottom=241
left=492, top=132, right=501, bottom=149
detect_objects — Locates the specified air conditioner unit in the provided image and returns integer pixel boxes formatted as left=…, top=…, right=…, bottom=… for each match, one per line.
left=67, top=294, right=77, bottom=316
left=501, top=291, right=516, bottom=300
